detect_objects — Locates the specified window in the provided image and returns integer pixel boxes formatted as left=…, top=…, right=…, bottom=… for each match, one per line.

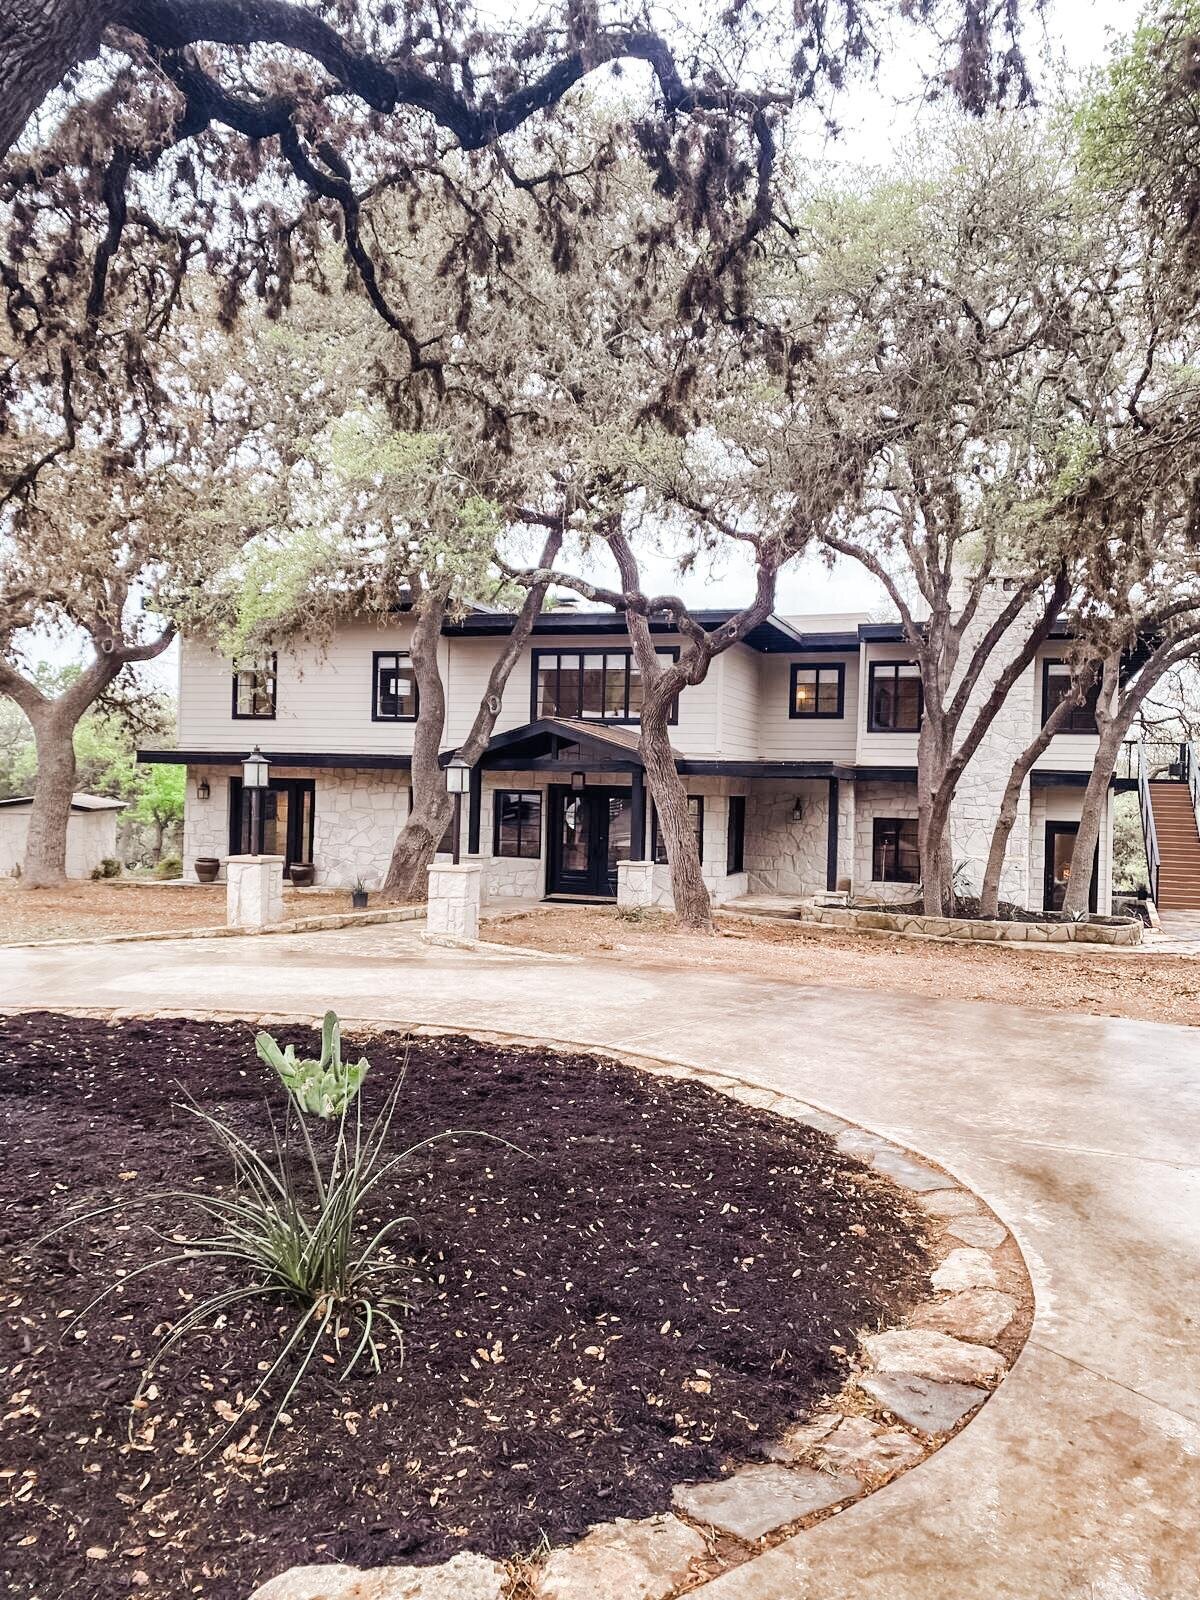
left=1041, top=660, right=1100, bottom=735
left=726, top=795, right=746, bottom=874
left=532, top=649, right=679, bottom=723
left=872, top=817, right=920, bottom=884
left=651, top=795, right=704, bottom=864
left=790, top=662, right=845, bottom=719
left=373, top=651, right=418, bottom=721
left=232, top=653, right=277, bottom=719
left=868, top=661, right=923, bottom=732
left=493, top=790, right=542, bottom=859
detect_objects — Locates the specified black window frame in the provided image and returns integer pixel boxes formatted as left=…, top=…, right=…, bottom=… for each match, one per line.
left=872, top=816, right=920, bottom=884
left=789, top=661, right=846, bottom=720
left=1041, top=659, right=1100, bottom=736
left=651, top=795, right=704, bottom=865
left=726, top=794, right=746, bottom=874
left=531, top=647, right=680, bottom=724
left=231, top=651, right=277, bottom=720
left=372, top=649, right=419, bottom=723
left=867, top=660, right=924, bottom=733
left=492, top=789, right=543, bottom=860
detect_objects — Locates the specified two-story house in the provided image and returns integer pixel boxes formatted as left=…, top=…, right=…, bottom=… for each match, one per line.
left=145, top=599, right=1120, bottom=915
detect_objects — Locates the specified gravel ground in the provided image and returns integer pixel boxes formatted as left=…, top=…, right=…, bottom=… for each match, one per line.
left=483, top=907, right=1200, bottom=1029
left=0, top=879, right=354, bottom=943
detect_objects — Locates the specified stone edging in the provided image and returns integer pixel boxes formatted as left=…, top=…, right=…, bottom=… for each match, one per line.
left=786, top=900, right=1141, bottom=946
left=0, top=1005, right=1033, bottom=1600
left=0, top=905, right=424, bottom=951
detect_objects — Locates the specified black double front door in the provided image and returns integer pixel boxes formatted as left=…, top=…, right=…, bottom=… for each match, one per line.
left=229, top=777, right=315, bottom=878
left=547, top=786, right=633, bottom=898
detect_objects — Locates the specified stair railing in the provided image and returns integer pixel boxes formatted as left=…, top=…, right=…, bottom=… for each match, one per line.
left=1184, top=741, right=1200, bottom=832
left=1136, top=740, right=1161, bottom=907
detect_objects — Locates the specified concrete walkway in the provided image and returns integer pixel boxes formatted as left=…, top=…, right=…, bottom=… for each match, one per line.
left=1, top=924, right=1196, bottom=1599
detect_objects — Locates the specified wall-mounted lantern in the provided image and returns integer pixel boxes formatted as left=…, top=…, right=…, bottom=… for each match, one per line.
left=792, top=796, right=804, bottom=822
left=196, top=778, right=211, bottom=802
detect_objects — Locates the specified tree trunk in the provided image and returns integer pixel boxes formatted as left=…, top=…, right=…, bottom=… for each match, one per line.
left=152, top=817, right=165, bottom=864
left=639, top=678, right=712, bottom=930
left=1059, top=721, right=1124, bottom=917
left=916, top=717, right=953, bottom=914
left=21, top=707, right=77, bottom=888
left=381, top=588, right=452, bottom=903
left=0, top=0, right=115, bottom=159
left=979, top=675, right=1094, bottom=917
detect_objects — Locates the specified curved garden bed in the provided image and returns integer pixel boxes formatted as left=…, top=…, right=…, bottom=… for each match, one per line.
left=0, top=1014, right=939, bottom=1600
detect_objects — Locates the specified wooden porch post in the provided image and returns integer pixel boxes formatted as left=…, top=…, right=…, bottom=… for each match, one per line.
left=630, top=768, right=647, bottom=861
left=467, top=763, right=483, bottom=855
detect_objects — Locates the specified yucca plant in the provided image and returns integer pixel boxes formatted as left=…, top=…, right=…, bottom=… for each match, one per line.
left=46, top=1047, right=509, bottom=1458
left=255, top=1010, right=370, bottom=1118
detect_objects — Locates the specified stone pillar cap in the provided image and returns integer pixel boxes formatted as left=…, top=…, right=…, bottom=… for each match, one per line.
left=226, top=854, right=286, bottom=864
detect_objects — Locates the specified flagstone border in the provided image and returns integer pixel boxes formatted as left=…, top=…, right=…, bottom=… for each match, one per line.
left=0, top=1004, right=1033, bottom=1600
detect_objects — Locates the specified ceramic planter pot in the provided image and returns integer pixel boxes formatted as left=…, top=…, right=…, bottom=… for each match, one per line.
left=194, top=857, right=220, bottom=884
left=290, top=862, right=315, bottom=888
left=351, top=889, right=368, bottom=910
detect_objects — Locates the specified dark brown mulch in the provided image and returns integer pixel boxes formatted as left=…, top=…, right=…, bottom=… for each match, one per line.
left=0, top=1014, right=931, bottom=1600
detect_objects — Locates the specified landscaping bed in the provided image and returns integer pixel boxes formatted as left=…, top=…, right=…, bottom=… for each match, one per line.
left=0, top=1014, right=931, bottom=1600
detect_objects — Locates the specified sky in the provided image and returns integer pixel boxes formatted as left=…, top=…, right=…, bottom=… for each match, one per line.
left=626, top=0, right=1137, bottom=618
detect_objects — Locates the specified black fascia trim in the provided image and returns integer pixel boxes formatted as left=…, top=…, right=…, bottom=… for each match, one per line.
left=140, top=749, right=413, bottom=771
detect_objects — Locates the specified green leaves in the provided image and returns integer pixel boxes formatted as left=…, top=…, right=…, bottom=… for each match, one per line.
left=255, top=1010, right=370, bottom=1120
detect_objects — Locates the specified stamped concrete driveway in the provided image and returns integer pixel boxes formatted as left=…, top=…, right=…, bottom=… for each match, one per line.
left=1, top=923, right=1197, bottom=1599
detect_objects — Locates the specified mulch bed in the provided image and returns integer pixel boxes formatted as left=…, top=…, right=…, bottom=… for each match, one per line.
left=0, top=1014, right=931, bottom=1600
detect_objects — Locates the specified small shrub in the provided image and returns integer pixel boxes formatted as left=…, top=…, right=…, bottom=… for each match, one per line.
left=615, top=904, right=647, bottom=924
left=255, top=1010, right=370, bottom=1119
left=91, top=857, right=122, bottom=880
left=154, top=854, right=182, bottom=880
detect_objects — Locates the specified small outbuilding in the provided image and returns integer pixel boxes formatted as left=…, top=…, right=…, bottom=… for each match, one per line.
left=0, top=793, right=127, bottom=879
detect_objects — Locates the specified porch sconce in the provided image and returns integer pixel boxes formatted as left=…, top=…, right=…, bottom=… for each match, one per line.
left=196, top=778, right=210, bottom=802
left=792, top=797, right=804, bottom=822
left=445, top=755, right=472, bottom=867
left=571, top=770, right=587, bottom=792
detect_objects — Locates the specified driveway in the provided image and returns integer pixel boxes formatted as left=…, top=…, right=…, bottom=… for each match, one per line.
left=1, top=923, right=1196, bottom=1599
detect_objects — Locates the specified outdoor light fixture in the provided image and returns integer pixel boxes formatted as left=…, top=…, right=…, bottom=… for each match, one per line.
left=241, top=747, right=269, bottom=856
left=196, top=778, right=210, bottom=801
left=571, top=770, right=587, bottom=792
left=792, top=797, right=804, bottom=822
left=242, top=747, right=269, bottom=789
left=445, top=756, right=472, bottom=865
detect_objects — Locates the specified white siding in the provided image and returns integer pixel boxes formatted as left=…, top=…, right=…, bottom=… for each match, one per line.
left=713, top=647, right=761, bottom=759
left=855, top=646, right=920, bottom=767
left=757, top=655, right=858, bottom=761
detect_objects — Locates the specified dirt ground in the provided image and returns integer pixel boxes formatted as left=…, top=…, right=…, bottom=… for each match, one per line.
left=0, top=878, right=354, bottom=944
left=1, top=1015, right=928, bottom=1599
left=484, top=907, right=1200, bottom=1029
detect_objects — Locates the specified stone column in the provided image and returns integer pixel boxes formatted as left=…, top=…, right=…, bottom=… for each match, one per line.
left=617, top=859, right=656, bottom=909
left=427, top=861, right=483, bottom=941
left=226, top=854, right=285, bottom=929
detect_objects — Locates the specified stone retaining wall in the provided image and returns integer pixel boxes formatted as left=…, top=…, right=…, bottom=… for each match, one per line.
left=797, top=901, right=1142, bottom=946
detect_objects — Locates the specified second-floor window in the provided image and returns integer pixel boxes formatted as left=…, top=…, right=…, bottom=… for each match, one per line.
left=1042, top=660, right=1099, bottom=735
left=232, top=653, right=277, bottom=719
left=533, top=648, right=678, bottom=723
left=790, top=662, right=845, bottom=719
left=868, top=661, right=923, bottom=732
left=373, top=651, right=418, bottom=721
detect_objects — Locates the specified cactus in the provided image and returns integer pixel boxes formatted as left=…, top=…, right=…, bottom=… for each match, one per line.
left=255, top=1010, right=370, bottom=1118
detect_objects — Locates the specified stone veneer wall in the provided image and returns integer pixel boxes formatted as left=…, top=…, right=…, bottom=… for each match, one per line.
left=184, top=765, right=411, bottom=889
left=852, top=781, right=922, bottom=904
left=745, top=779, right=832, bottom=897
